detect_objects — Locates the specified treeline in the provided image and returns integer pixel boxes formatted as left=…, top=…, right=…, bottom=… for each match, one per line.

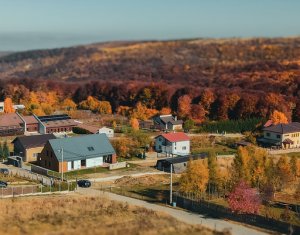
left=1, top=79, right=300, bottom=123
left=199, top=118, right=266, bottom=133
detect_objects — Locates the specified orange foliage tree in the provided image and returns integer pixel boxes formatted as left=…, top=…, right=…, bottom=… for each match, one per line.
left=270, top=110, right=288, bottom=125
left=178, top=95, right=191, bottom=118
left=4, top=98, right=15, bottom=113
left=130, top=118, right=139, bottom=130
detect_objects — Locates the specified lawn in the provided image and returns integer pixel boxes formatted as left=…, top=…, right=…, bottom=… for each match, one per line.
left=62, top=163, right=138, bottom=180
left=0, top=195, right=221, bottom=235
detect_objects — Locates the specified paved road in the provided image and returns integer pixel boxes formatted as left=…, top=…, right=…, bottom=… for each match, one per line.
left=74, top=171, right=168, bottom=183
left=76, top=188, right=269, bottom=235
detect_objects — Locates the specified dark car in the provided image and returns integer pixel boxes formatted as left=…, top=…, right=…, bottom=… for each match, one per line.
left=0, top=181, right=8, bottom=188
left=0, top=168, right=9, bottom=175
left=77, top=180, right=91, bottom=188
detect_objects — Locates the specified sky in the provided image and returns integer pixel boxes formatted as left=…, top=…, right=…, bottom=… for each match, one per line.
left=0, top=0, right=299, bottom=51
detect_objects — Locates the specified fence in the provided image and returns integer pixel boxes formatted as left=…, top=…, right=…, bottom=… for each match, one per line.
left=174, top=193, right=300, bottom=235
left=0, top=182, right=77, bottom=198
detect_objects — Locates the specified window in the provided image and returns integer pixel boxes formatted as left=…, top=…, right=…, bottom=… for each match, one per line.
left=71, top=161, right=74, bottom=169
left=182, top=146, right=186, bottom=150
left=266, top=133, right=270, bottom=137
left=277, top=135, right=280, bottom=139
left=33, top=153, right=38, bottom=158
left=48, top=162, right=51, bottom=167
left=46, top=150, right=49, bottom=157
left=87, top=146, right=95, bottom=151
left=81, top=159, right=86, bottom=167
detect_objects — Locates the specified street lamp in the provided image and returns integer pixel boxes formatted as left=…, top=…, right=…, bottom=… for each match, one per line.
left=170, top=162, right=173, bottom=205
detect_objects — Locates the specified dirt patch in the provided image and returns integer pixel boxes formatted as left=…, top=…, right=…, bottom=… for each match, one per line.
left=114, top=174, right=178, bottom=187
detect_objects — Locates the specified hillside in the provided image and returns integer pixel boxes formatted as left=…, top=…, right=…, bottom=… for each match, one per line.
left=1, top=38, right=300, bottom=122
left=0, top=38, right=299, bottom=91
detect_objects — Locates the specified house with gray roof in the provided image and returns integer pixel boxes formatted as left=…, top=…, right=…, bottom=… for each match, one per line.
left=153, top=114, right=183, bottom=131
left=37, top=134, right=117, bottom=172
left=258, top=122, right=300, bottom=149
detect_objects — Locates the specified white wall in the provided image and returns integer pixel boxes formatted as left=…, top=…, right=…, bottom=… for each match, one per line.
left=172, top=140, right=190, bottom=155
left=86, top=157, right=103, bottom=168
left=98, top=127, right=114, bottom=138
left=67, top=160, right=81, bottom=171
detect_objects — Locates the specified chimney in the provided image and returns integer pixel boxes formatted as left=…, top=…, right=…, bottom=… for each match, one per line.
left=174, top=116, right=177, bottom=121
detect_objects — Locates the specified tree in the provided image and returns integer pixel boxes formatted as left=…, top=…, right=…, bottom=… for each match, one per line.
left=4, top=97, right=15, bottom=113
left=207, top=150, right=220, bottom=195
left=0, top=142, right=3, bottom=161
left=276, top=156, right=293, bottom=189
left=160, top=107, right=172, bottom=115
left=3, top=141, right=9, bottom=159
left=97, top=101, right=112, bottom=114
left=61, top=98, right=77, bottom=111
left=130, top=118, right=139, bottom=130
left=228, top=181, right=261, bottom=214
left=179, top=160, right=209, bottom=195
left=112, top=120, right=117, bottom=130
left=177, top=95, right=191, bottom=118
left=270, top=110, right=288, bottom=124
left=183, top=119, right=194, bottom=132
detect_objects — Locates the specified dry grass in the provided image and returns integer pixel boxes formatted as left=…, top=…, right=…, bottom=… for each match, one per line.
left=0, top=195, right=225, bottom=235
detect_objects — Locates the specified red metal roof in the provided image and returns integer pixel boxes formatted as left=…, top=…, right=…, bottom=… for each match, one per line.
left=264, top=120, right=273, bottom=127
left=159, top=132, right=190, bottom=142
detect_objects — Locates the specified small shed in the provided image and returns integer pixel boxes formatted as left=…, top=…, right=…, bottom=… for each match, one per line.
left=156, top=153, right=207, bottom=173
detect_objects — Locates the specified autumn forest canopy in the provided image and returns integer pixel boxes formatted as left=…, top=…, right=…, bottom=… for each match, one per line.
left=0, top=37, right=300, bottom=122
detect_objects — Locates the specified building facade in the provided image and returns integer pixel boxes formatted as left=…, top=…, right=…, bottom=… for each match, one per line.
left=37, top=134, right=117, bottom=172
left=259, top=122, right=300, bottom=149
left=155, top=132, right=190, bottom=156
left=12, top=134, right=56, bottom=162
left=153, top=114, right=183, bottom=131
left=98, top=127, right=114, bottom=138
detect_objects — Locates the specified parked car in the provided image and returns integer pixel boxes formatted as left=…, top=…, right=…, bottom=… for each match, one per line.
left=0, top=168, right=9, bottom=175
left=0, top=181, right=8, bottom=188
left=77, top=180, right=91, bottom=188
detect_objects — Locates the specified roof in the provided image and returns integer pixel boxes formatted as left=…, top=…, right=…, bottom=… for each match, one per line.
left=0, top=113, right=23, bottom=127
left=263, top=122, right=300, bottom=134
left=42, top=119, right=78, bottom=128
left=160, top=115, right=183, bottom=125
left=38, top=114, right=71, bottom=122
left=22, top=116, right=38, bottom=125
left=283, top=138, right=294, bottom=144
left=264, top=120, right=273, bottom=127
left=156, top=132, right=190, bottom=142
left=154, top=114, right=183, bottom=125
left=12, top=134, right=56, bottom=149
left=157, top=153, right=207, bottom=164
left=48, top=134, right=116, bottom=162
left=76, top=123, right=99, bottom=134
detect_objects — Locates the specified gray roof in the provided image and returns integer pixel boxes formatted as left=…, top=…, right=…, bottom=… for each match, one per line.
left=12, top=134, right=56, bottom=149
left=49, top=134, right=115, bottom=162
left=263, top=122, right=300, bottom=134
left=154, top=115, right=183, bottom=125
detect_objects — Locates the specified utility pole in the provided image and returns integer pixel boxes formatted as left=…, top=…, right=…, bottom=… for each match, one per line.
left=170, top=162, right=173, bottom=205
left=59, top=147, right=64, bottom=181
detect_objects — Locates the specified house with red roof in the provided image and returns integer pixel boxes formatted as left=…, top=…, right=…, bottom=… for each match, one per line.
left=155, top=132, right=190, bottom=156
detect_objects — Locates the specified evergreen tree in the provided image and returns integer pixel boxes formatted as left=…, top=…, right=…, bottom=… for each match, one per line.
left=3, top=141, right=9, bottom=160
left=0, top=142, right=3, bottom=161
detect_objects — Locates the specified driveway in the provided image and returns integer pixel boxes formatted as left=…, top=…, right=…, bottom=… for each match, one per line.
left=76, top=188, right=269, bottom=235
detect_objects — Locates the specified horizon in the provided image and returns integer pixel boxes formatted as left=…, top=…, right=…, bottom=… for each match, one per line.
left=0, top=0, right=300, bottom=51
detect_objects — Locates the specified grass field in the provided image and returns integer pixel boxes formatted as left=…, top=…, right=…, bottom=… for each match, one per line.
left=0, top=195, right=226, bottom=235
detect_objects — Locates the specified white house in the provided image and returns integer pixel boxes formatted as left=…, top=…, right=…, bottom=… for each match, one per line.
left=155, top=132, right=190, bottom=156
left=97, top=127, right=114, bottom=138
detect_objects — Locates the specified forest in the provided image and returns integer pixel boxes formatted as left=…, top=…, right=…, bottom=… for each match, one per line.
left=0, top=37, right=300, bottom=122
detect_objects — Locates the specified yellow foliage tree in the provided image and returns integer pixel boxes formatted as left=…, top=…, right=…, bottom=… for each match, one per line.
left=97, top=101, right=112, bottom=114
left=130, top=118, right=139, bottom=130
left=160, top=107, right=172, bottom=115
left=179, top=159, right=209, bottom=194
left=61, top=98, right=77, bottom=111
left=4, top=98, right=15, bottom=113
left=270, top=110, right=288, bottom=125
